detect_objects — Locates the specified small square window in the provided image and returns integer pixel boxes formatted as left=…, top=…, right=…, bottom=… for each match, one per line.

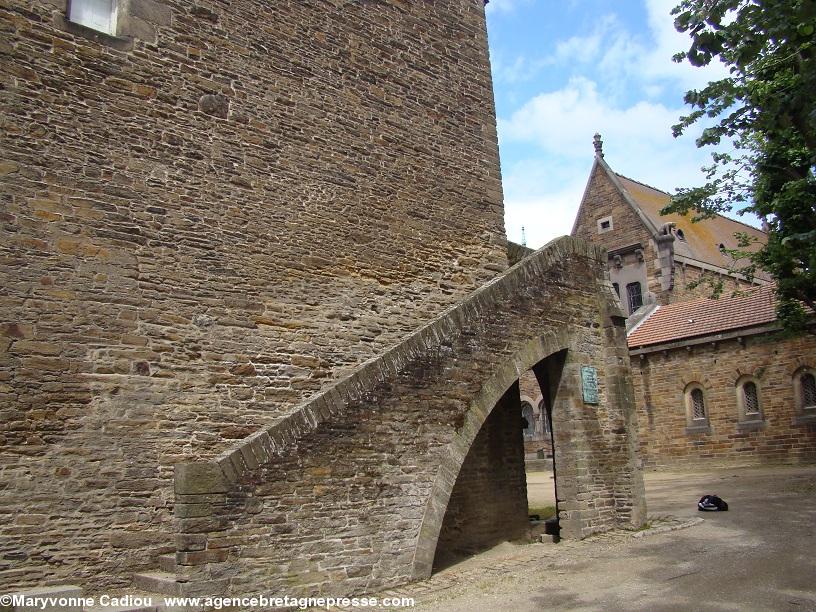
left=68, top=0, right=118, bottom=35
left=597, top=216, right=613, bottom=234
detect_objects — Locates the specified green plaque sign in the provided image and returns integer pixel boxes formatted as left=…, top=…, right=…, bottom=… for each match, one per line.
left=581, top=366, right=599, bottom=404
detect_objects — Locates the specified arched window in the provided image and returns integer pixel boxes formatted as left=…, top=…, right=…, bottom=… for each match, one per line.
left=801, top=373, right=816, bottom=410
left=521, top=402, right=534, bottom=439
left=736, top=376, right=764, bottom=429
left=691, top=388, right=706, bottom=420
left=743, top=382, right=759, bottom=415
left=792, top=368, right=816, bottom=426
left=684, top=383, right=710, bottom=434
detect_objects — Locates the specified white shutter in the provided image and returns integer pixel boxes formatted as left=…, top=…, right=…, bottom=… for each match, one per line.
left=68, top=0, right=117, bottom=35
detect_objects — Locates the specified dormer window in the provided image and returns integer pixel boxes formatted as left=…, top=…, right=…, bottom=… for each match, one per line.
left=68, top=0, right=118, bottom=35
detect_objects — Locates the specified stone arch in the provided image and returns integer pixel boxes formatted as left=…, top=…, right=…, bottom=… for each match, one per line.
left=163, top=237, right=647, bottom=599
left=788, top=359, right=815, bottom=377
left=411, top=329, right=573, bottom=579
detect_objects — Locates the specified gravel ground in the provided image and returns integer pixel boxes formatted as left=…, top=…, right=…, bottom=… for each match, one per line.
left=372, top=464, right=816, bottom=611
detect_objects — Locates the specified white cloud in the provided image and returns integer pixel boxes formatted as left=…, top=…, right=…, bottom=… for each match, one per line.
left=552, top=36, right=598, bottom=64
left=491, top=54, right=541, bottom=85
left=646, top=0, right=710, bottom=75
left=493, top=0, right=742, bottom=248
left=497, top=77, right=722, bottom=247
left=600, top=0, right=729, bottom=94
left=549, top=23, right=607, bottom=66
left=499, top=77, right=686, bottom=160
left=502, top=161, right=590, bottom=248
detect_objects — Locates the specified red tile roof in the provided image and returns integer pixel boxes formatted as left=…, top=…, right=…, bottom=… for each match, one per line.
left=627, top=286, right=778, bottom=348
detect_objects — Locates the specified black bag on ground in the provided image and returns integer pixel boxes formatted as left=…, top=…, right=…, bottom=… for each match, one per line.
left=698, top=494, right=728, bottom=511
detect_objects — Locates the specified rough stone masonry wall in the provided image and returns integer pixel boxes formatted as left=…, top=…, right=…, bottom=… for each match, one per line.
left=632, top=333, right=816, bottom=467
left=671, top=262, right=760, bottom=304
left=171, top=238, right=647, bottom=599
left=573, top=165, right=652, bottom=259
left=0, top=0, right=506, bottom=591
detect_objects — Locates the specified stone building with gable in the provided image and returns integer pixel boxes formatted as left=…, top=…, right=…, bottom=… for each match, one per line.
left=572, top=135, right=770, bottom=316
left=1, top=0, right=648, bottom=602
left=568, top=138, right=816, bottom=467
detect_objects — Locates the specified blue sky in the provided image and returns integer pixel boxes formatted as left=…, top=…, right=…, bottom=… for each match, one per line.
left=485, top=0, right=742, bottom=248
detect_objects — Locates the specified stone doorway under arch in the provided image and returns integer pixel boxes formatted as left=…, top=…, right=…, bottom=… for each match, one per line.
left=430, top=350, right=567, bottom=571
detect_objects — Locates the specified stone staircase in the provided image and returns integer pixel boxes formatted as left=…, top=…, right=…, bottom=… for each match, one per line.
left=3, top=237, right=646, bottom=611
left=127, top=235, right=642, bottom=605
left=132, top=554, right=190, bottom=596
left=128, top=554, right=212, bottom=609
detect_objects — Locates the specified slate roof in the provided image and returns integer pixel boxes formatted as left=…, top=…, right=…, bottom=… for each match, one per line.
left=627, top=286, right=778, bottom=348
left=615, top=174, right=769, bottom=275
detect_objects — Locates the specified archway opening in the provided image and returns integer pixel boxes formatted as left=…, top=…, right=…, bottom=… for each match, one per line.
left=522, top=385, right=557, bottom=543
left=430, top=350, right=566, bottom=572
left=525, top=349, right=566, bottom=543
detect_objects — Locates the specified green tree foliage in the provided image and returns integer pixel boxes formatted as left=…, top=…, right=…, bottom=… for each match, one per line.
left=666, top=0, right=816, bottom=330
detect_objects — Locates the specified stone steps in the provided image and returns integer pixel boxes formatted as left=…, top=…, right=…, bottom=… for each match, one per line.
left=132, top=571, right=187, bottom=597
left=131, top=570, right=227, bottom=601
left=525, top=458, right=554, bottom=472
left=157, top=554, right=177, bottom=573
left=83, top=591, right=206, bottom=612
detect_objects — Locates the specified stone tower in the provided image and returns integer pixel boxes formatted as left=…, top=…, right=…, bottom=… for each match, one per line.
left=0, top=0, right=506, bottom=590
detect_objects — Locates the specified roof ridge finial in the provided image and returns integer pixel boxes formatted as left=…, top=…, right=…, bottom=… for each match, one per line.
left=593, top=133, right=604, bottom=158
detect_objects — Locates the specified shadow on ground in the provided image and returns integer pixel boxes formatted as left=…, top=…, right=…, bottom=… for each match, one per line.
left=401, top=465, right=816, bottom=612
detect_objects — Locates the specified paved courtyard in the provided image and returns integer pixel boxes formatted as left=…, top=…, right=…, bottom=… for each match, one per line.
left=378, top=464, right=816, bottom=611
